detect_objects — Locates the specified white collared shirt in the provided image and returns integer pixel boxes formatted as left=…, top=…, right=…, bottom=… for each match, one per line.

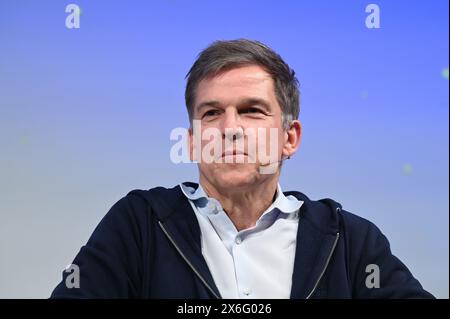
left=180, top=182, right=304, bottom=299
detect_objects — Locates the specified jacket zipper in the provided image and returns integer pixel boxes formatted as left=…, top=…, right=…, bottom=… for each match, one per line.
left=158, top=221, right=221, bottom=299
left=305, top=232, right=340, bottom=299
left=159, top=221, right=339, bottom=300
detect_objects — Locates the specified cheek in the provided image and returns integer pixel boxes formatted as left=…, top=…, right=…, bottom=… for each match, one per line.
left=193, top=129, right=222, bottom=161
left=255, top=127, right=283, bottom=155
left=200, top=133, right=215, bottom=148
left=278, top=130, right=287, bottom=150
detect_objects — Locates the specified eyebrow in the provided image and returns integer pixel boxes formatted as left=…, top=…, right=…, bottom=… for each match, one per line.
left=195, top=97, right=272, bottom=114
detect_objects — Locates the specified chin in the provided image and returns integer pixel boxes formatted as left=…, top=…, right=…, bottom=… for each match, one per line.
left=213, top=165, right=258, bottom=189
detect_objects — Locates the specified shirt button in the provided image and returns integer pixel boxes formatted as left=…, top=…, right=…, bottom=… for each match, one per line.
left=243, top=288, right=252, bottom=296
left=235, top=237, right=242, bottom=245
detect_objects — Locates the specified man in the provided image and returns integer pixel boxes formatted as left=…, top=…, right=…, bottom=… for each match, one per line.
left=51, top=39, right=434, bottom=298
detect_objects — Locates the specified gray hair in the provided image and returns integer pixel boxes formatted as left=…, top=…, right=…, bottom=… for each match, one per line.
left=185, top=39, right=300, bottom=129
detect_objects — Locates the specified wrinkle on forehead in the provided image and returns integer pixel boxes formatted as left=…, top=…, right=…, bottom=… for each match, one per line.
left=195, top=65, right=277, bottom=109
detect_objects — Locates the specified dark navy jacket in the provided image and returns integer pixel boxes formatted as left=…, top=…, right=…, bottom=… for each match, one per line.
left=51, top=183, right=434, bottom=299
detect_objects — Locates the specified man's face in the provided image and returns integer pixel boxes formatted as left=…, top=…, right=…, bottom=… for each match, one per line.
left=188, top=65, right=295, bottom=190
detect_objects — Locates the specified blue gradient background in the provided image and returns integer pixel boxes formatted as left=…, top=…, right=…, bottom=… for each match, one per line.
left=0, top=0, right=448, bottom=298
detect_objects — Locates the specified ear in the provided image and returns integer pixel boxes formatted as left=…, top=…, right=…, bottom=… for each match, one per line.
left=282, top=120, right=302, bottom=158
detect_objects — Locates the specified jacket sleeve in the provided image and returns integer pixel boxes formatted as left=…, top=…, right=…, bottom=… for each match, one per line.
left=50, top=195, right=146, bottom=298
left=352, top=220, right=435, bottom=298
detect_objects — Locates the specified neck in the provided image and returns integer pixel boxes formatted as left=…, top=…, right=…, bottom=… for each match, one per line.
left=199, top=175, right=279, bottom=231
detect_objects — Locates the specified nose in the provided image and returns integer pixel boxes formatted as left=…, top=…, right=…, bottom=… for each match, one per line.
left=221, top=108, right=244, bottom=141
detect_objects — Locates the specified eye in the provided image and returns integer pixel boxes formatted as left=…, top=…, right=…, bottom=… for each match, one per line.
left=240, top=107, right=262, bottom=114
left=203, top=109, right=220, bottom=118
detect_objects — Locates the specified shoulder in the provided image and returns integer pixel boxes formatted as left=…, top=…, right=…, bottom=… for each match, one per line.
left=120, top=184, right=187, bottom=220
left=338, top=208, right=383, bottom=240
left=287, top=189, right=384, bottom=243
left=287, top=190, right=380, bottom=236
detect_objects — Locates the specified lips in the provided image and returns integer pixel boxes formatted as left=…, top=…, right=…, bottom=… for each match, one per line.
left=221, top=150, right=247, bottom=158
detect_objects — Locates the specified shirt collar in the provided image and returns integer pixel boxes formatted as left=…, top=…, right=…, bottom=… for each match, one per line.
left=180, top=182, right=303, bottom=215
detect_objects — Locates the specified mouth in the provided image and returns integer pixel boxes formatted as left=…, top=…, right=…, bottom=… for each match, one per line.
left=220, top=150, right=248, bottom=159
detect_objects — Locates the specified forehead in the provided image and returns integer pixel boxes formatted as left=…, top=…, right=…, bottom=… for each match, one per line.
left=194, top=65, right=276, bottom=108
